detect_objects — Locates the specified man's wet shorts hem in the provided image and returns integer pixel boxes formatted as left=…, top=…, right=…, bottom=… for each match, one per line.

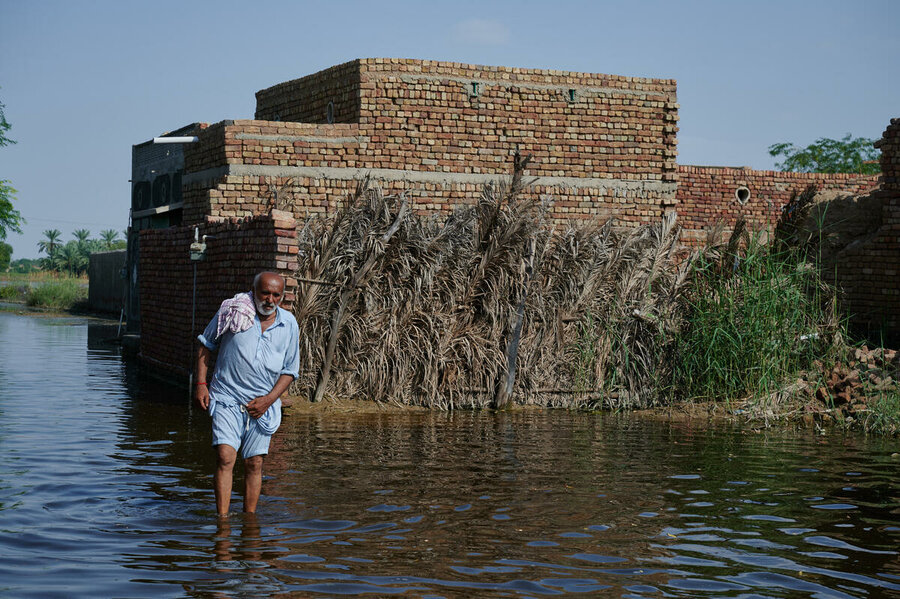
left=211, top=403, right=272, bottom=459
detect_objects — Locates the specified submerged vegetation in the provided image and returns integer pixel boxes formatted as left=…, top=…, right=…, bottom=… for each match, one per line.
left=0, top=274, right=87, bottom=311
left=23, top=279, right=87, bottom=310
left=672, top=228, right=842, bottom=405
left=287, top=163, right=897, bottom=433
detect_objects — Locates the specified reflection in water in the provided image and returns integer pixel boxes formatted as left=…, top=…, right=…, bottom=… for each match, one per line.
left=0, top=311, right=898, bottom=598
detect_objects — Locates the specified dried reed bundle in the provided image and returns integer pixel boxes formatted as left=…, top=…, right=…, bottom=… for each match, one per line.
left=290, top=162, right=692, bottom=409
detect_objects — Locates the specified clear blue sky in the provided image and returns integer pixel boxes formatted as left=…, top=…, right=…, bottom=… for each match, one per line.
left=1, top=0, right=897, bottom=259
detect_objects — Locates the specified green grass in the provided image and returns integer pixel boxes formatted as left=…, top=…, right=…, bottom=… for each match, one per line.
left=25, top=280, right=87, bottom=310
left=0, top=285, right=23, bottom=300
left=672, top=240, right=840, bottom=404
left=1, top=271, right=87, bottom=282
left=864, top=389, right=900, bottom=434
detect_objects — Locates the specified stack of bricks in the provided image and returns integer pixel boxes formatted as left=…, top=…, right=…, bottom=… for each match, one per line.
left=676, top=166, right=880, bottom=246
left=180, top=58, right=679, bottom=229
left=138, top=210, right=298, bottom=377
left=834, top=118, right=900, bottom=337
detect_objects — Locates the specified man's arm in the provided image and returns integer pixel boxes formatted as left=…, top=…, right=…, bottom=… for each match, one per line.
left=194, top=344, right=214, bottom=410
left=246, top=374, right=294, bottom=419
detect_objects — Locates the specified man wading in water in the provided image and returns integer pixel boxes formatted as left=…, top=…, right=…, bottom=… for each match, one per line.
left=194, top=272, right=300, bottom=516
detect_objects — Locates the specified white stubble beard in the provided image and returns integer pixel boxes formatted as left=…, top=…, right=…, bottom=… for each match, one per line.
left=254, top=297, right=277, bottom=316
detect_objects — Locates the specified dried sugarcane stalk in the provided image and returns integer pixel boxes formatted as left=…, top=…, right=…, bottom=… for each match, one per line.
left=494, top=236, right=535, bottom=408
left=311, top=196, right=409, bottom=402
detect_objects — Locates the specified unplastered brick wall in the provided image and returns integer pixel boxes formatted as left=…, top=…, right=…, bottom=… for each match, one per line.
left=256, top=59, right=362, bottom=124
left=356, top=59, right=678, bottom=181
left=183, top=59, right=679, bottom=229
left=181, top=120, right=364, bottom=224
left=676, top=166, right=880, bottom=245
left=138, top=210, right=298, bottom=377
left=186, top=172, right=676, bottom=227
left=834, top=118, right=900, bottom=335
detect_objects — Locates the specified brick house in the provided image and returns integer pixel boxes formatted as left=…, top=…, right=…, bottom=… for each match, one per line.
left=130, top=59, right=896, bottom=376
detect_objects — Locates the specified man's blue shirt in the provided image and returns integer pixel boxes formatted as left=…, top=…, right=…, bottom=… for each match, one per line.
left=198, top=305, right=300, bottom=407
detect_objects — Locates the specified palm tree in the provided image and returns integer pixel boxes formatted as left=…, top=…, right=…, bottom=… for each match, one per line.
left=37, top=229, right=61, bottom=257
left=73, top=229, right=91, bottom=245
left=53, top=243, right=88, bottom=275
left=100, top=229, right=120, bottom=250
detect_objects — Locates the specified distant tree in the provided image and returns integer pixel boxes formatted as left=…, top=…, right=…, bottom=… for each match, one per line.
left=100, top=229, right=121, bottom=249
left=768, top=133, right=880, bottom=174
left=73, top=229, right=91, bottom=245
left=0, top=92, right=24, bottom=241
left=52, top=242, right=88, bottom=275
left=38, top=229, right=62, bottom=258
left=0, top=241, right=11, bottom=271
left=10, top=258, right=38, bottom=273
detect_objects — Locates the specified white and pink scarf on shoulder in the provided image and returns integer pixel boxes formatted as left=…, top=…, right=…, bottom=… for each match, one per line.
left=215, top=291, right=256, bottom=340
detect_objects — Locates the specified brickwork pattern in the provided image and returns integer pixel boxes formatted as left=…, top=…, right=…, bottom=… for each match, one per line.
left=183, top=59, right=679, bottom=232
left=256, top=59, right=362, bottom=124
left=138, top=211, right=298, bottom=377
left=834, top=118, right=900, bottom=334
left=254, top=58, right=678, bottom=180
left=357, top=59, right=678, bottom=180
left=676, top=166, right=880, bottom=245
left=184, top=173, right=675, bottom=228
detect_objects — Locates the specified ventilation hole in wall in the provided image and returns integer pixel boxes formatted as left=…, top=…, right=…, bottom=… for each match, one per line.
left=326, top=101, right=335, bottom=124
left=568, top=88, right=576, bottom=103
left=735, top=186, right=751, bottom=205
left=470, top=82, right=479, bottom=97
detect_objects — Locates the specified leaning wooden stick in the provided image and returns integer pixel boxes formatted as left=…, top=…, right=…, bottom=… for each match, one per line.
left=312, top=196, right=409, bottom=403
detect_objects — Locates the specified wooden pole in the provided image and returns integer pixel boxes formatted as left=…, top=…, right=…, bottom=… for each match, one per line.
left=312, top=197, right=408, bottom=402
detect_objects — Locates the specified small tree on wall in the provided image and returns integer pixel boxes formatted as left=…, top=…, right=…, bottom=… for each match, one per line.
left=768, top=134, right=880, bottom=174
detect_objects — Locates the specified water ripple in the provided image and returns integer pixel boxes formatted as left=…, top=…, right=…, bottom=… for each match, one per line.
left=1, top=313, right=899, bottom=597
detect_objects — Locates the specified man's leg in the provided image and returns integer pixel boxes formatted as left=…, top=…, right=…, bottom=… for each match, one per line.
left=243, top=455, right=264, bottom=513
left=215, top=444, right=237, bottom=516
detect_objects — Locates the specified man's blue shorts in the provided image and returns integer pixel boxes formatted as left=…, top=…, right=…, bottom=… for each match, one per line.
left=211, top=403, right=272, bottom=459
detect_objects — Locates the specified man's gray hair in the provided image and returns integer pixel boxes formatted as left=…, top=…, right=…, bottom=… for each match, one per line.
left=252, top=271, right=285, bottom=290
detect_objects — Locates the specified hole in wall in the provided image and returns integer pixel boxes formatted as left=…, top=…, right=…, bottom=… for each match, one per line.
left=470, top=82, right=479, bottom=97
left=326, top=101, right=335, bottom=124
left=567, top=88, right=576, bottom=103
left=735, top=186, right=751, bottom=205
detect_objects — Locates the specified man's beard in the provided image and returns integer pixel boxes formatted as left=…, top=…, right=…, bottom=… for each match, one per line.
left=255, top=297, right=277, bottom=316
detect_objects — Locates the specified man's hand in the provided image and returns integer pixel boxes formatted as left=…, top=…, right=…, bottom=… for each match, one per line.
left=246, top=395, right=274, bottom=419
left=194, top=384, right=210, bottom=411
left=247, top=374, right=294, bottom=419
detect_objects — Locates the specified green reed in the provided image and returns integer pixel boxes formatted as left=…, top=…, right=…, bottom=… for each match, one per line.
left=25, top=280, right=87, bottom=310
left=0, top=285, right=23, bottom=300
left=672, top=238, right=838, bottom=404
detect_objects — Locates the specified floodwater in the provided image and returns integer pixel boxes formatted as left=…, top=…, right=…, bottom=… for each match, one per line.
left=1, top=312, right=899, bottom=598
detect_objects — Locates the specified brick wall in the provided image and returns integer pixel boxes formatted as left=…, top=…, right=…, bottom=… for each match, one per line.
left=138, top=210, right=298, bottom=377
left=676, top=166, right=880, bottom=245
left=356, top=59, right=678, bottom=181
left=256, top=59, right=362, bottom=124
left=834, top=118, right=900, bottom=337
left=184, top=59, right=679, bottom=230
left=143, top=58, right=899, bottom=365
